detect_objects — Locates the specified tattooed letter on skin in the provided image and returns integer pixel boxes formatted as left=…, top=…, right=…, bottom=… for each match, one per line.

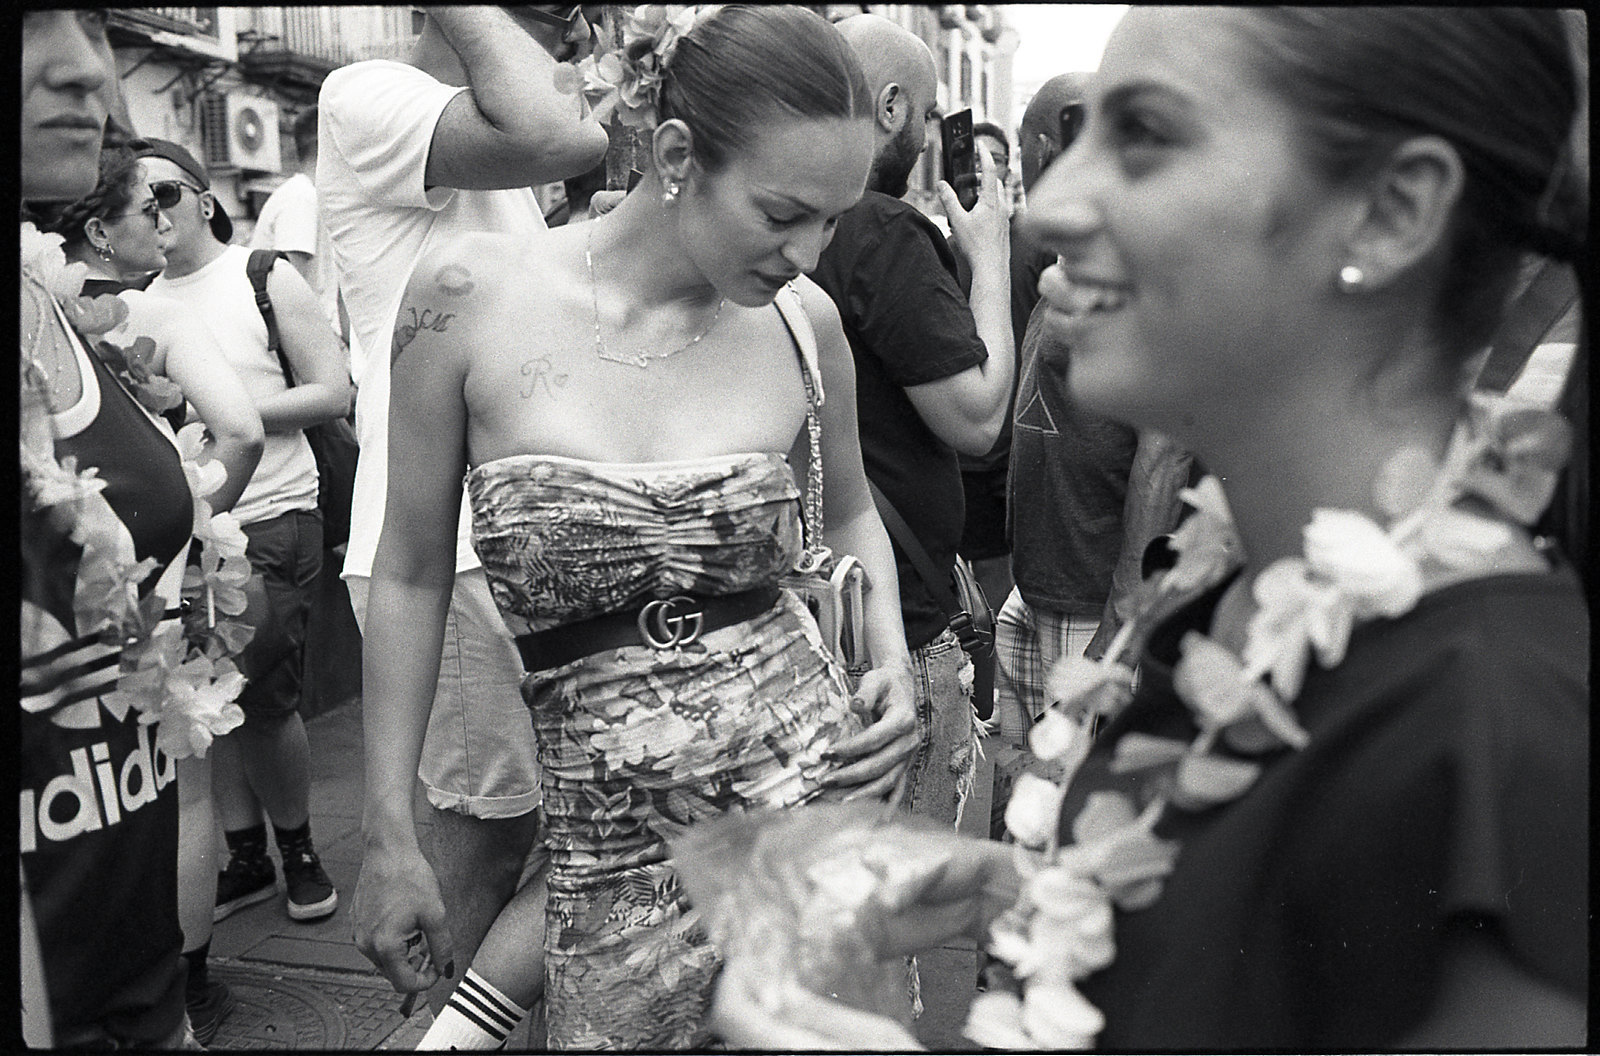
left=391, top=306, right=456, bottom=366
left=521, top=357, right=569, bottom=400
left=436, top=264, right=475, bottom=296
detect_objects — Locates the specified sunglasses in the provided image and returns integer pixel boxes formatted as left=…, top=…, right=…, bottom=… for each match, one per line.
left=510, top=5, right=583, bottom=31
left=107, top=199, right=163, bottom=223
left=1059, top=103, right=1086, bottom=150
left=149, top=179, right=206, bottom=210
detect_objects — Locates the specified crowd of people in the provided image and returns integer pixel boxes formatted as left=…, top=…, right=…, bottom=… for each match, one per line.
left=18, top=4, right=1588, bottom=1051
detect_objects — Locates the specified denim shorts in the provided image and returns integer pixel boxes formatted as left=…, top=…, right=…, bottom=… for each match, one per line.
left=900, top=627, right=979, bottom=831
left=234, top=509, right=322, bottom=718
left=347, top=567, right=541, bottom=819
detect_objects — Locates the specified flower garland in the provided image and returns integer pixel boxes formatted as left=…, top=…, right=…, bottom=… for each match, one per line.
left=20, top=221, right=252, bottom=759
left=553, top=5, right=718, bottom=130
left=968, top=398, right=1573, bottom=1048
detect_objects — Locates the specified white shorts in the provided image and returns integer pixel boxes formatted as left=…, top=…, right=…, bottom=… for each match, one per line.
left=347, top=568, right=540, bottom=818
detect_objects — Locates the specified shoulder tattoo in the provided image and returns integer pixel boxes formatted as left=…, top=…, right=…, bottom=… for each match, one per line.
left=435, top=264, right=475, bottom=296
left=391, top=305, right=457, bottom=367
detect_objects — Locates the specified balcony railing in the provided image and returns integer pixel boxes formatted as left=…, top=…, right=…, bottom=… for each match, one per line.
left=116, top=7, right=219, bottom=36
left=237, top=6, right=415, bottom=72
left=109, top=7, right=236, bottom=61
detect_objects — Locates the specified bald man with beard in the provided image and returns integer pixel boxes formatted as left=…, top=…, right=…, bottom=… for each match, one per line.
left=809, top=15, right=1014, bottom=837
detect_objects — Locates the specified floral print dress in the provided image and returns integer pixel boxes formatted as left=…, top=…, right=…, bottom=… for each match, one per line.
left=466, top=451, right=866, bottom=1049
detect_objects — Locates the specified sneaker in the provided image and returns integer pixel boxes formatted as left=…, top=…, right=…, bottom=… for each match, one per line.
left=214, top=855, right=276, bottom=923
left=282, top=846, right=338, bottom=922
left=185, top=978, right=235, bottom=1047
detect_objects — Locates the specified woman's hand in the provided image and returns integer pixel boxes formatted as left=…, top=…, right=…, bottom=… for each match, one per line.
left=820, top=660, right=918, bottom=803
left=710, top=965, right=925, bottom=1050
left=869, top=835, right=1021, bottom=956
left=705, top=828, right=1021, bottom=1050
left=351, top=839, right=455, bottom=997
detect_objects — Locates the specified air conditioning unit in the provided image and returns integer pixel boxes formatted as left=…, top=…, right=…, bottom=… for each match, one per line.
left=201, top=92, right=282, bottom=173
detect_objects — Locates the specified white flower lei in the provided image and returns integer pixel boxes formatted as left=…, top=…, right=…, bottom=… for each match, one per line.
left=974, top=398, right=1573, bottom=1048
left=20, top=221, right=251, bottom=759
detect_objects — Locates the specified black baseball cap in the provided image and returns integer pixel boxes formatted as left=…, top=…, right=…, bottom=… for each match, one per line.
left=135, top=137, right=233, bottom=243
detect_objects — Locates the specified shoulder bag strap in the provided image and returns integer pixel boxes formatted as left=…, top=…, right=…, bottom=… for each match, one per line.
left=866, top=478, right=961, bottom=619
left=772, top=284, right=825, bottom=546
left=1474, top=260, right=1579, bottom=394
left=246, top=248, right=294, bottom=385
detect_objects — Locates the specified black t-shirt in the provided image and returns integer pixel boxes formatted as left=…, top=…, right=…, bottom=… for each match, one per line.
left=21, top=344, right=192, bottom=1045
left=810, top=191, right=988, bottom=649
left=1006, top=302, right=1138, bottom=615
left=1061, top=569, right=1590, bottom=1048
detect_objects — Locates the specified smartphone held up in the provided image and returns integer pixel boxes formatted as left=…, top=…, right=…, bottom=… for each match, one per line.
left=940, top=108, right=980, bottom=212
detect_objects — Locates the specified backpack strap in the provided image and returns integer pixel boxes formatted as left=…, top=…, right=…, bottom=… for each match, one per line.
left=865, top=478, right=961, bottom=620
left=246, top=248, right=294, bottom=383
left=1474, top=260, right=1579, bottom=394
left=772, top=284, right=826, bottom=546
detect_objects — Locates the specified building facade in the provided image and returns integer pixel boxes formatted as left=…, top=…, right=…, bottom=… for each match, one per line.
left=106, top=6, right=417, bottom=244
left=102, top=6, right=1014, bottom=240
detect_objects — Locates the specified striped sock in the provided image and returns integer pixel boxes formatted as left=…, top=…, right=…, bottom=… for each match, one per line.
left=415, top=968, right=529, bottom=1051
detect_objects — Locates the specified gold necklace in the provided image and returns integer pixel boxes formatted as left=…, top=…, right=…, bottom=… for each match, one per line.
left=21, top=279, right=79, bottom=404
left=585, top=225, right=725, bottom=369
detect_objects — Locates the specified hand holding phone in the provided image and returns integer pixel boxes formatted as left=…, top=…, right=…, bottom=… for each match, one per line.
left=935, top=116, right=1010, bottom=279
left=940, top=109, right=980, bottom=212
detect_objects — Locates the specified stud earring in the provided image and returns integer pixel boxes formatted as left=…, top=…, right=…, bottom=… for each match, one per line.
left=661, top=180, right=681, bottom=206
left=1337, top=264, right=1366, bottom=293
left=95, top=243, right=115, bottom=262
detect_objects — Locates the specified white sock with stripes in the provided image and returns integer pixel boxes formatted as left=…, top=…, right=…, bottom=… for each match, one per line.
left=416, top=968, right=530, bottom=1051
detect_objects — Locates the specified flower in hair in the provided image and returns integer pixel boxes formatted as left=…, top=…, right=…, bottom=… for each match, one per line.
left=554, top=5, right=717, bottom=130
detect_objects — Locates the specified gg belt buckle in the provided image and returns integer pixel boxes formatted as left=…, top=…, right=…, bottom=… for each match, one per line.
left=637, top=595, right=704, bottom=649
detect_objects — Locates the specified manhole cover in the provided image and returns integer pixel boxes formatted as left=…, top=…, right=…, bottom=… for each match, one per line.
left=208, top=961, right=412, bottom=1050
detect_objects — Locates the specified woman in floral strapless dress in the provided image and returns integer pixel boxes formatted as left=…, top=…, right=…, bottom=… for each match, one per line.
left=353, top=7, right=920, bottom=1049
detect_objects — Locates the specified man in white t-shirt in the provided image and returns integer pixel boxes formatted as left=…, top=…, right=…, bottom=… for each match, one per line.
left=251, top=107, right=336, bottom=323
left=320, top=5, right=606, bottom=1046
left=140, top=136, right=354, bottom=1037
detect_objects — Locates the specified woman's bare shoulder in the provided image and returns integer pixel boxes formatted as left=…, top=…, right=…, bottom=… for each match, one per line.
left=790, top=273, right=845, bottom=332
left=407, top=226, right=578, bottom=311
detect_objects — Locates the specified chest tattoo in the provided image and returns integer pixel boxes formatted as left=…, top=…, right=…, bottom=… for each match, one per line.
left=520, top=357, right=570, bottom=400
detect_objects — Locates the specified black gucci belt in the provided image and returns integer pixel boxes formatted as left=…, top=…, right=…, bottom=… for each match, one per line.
left=514, top=585, right=782, bottom=672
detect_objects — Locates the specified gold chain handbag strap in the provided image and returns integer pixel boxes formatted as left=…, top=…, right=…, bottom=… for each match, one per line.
left=773, top=285, right=828, bottom=562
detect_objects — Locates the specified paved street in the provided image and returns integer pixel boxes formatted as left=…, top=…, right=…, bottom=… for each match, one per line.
left=206, top=701, right=990, bottom=1049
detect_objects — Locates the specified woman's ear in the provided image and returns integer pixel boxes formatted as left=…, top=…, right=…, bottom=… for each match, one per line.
left=82, top=216, right=110, bottom=253
left=651, top=118, right=697, bottom=186
left=1342, top=135, right=1466, bottom=290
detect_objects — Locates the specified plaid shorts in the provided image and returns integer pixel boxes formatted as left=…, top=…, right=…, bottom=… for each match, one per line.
left=992, top=587, right=1100, bottom=743
left=988, top=588, right=1100, bottom=841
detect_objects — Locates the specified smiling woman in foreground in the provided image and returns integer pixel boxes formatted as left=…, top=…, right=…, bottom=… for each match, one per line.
left=708, top=6, right=1588, bottom=1049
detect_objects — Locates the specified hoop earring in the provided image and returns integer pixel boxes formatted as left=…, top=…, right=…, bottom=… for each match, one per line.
left=1336, top=265, right=1365, bottom=294
left=661, top=181, right=681, bottom=206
